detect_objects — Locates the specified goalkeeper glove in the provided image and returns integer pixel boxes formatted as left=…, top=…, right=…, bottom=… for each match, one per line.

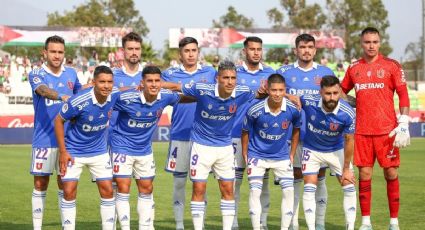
left=389, top=115, right=410, bottom=148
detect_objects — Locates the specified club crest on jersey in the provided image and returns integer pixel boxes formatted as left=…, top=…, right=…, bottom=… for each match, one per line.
left=282, top=121, right=290, bottom=129
left=377, top=69, right=385, bottom=79
left=291, top=76, right=296, bottom=82
left=330, top=122, right=339, bottom=131
left=67, top=81, right=74, bottom=90
left=208, top=104, right=213, bottom=110
left=229, top=104, right=237, bottom=113
left=314, top=76, right=322, bottom=85
left=88, top=115, right=94, bottom=121
left=49, top=83, right=53, bottom=88
left=136, top=111, right=142, bottom=117
left=156, top=109, right=163, bottom=118
left=367, top=70, right=372, bottom=77
left=311, top=115, right=316, bottom=121
left=241, top=79, right=246, bottom=84
left=263, top=123, right=268, bottom=128
left=119, top=82, right=124, bottom=87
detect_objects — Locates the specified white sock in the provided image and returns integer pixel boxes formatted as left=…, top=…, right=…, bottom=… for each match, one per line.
left=343, top=184, right=356, bottom=230
left=291, top=178, right=303, bottom=228
left=61, top=198, right=76, bottom=230
left=173, top=175, right=187, bottom=229
left=150, top=199, right=155, bottom=230
left=58, top=190, right=64, bottom=227
left=191, top=201, right=205, bottom=230
left=260, top=171, right=270, bottom=227
left=315, top=176, right=327, bottom=226
left=390, top=218, right=399, bottom=225
left=303, top=184, right=317, bottom=230
left=138, top=193, right=153, bottom=230
left=32, top=189, right=46, bottom=229
left=112, top=182, right=118, bottom=230
left=280, top=179, right=294, bottom=229
left=116, top=193, right=130, bottom=230
left=249, top=181, right=263, bottom=230
left=362, top=216, right=371, bottom=225
left=100, top=197, right=115, bottom=230
left=233, top=171, right=243, bottom=228
left=221, top=199, right=235, bottom=230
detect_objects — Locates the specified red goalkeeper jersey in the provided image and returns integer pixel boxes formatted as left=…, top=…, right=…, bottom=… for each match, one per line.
left=341, top=54, right=408, bottom=135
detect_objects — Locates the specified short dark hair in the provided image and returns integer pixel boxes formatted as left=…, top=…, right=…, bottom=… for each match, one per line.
left=122, top=32, right=142, bottom=48
left=295, top=33, right=315, bottom=47
left=320, top=75, right=340, bottom=88
left=93, top=65, right=113, bottom=79
left=44, top=35, right=65, bottom=50
left=267, top=73, right=286, bottom=87
left=361, top=27, right=380, bottom=37
left=142, top=65, right=161, bottom=78
left=179, top=37, right=198, bottom=49
left=218, top=60, right=236, bottom=73
left=243, top=36, right=263, bottom=47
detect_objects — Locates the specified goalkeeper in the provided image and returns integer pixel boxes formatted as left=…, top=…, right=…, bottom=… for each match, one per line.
left=341, top=27, right=410, bottom=230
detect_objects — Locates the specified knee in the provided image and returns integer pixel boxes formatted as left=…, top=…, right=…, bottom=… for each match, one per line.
left=34, top=177, right=49, bottom=191
left=139, top=184, right=153, bottom=194
left=384, top=167, right=398, bottom=180
left=358, top=167, right=373, bottom=180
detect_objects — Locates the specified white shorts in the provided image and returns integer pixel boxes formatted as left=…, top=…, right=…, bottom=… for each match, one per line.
left=232, top=138, right=246, bottom=170
left=112, top=153, right=156, bottom=180
left=189, top=142, right=235, bottom=182
left=293, top=142, right=328, bottom=169
left=301, top=147, right=352, bottom=176
left=30, top=148, right=59, bottom=175
left=165, top=140, right=192, bottom=174
left=247, top=158, right=293, bottom=182
left=61, top=153, right=112, bottom=182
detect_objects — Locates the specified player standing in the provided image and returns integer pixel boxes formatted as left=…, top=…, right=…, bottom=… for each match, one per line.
left=277, top=34, right=335, bottom=230
left=111, top=66, right=193, bottom=230
left=54, top=66, right=119, bottom=230
left=341, top=27, right=410, bottom=230
left=300, top=75, right=357, bottom=230
left=242, top=74, right=301, bottom=230
left=29, top=35, right=81, bottom=230
left=232, top=36, right=275, bottom=230
left=162, top=37, right=216, bottom=230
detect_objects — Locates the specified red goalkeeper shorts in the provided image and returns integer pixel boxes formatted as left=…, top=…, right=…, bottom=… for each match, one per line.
left=354, top=134, right=400, bottom=168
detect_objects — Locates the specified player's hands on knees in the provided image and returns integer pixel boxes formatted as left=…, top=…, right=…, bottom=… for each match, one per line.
left=340, top=168, right=355, bottom=185
left=389, top=115, right=411, bottom=148
left=59, top=150, right=74, bottom=177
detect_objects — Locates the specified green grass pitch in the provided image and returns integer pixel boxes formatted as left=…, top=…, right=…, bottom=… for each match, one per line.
left=1, top=138, right=424, bottom=229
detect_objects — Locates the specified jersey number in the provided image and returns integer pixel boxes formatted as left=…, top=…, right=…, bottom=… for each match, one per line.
left=114, top=154, right=127, bottom=163
left=191, top=154, right=199, bottom=166
left=35, top=148, right=48, bottom=160
left=171, top=147, right=178, bottom=158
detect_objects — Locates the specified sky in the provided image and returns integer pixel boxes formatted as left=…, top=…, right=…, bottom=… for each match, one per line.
left=0, top=0, right=421, bottom=61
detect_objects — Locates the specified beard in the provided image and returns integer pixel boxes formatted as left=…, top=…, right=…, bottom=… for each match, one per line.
left=323, top=99, right=338, bottom=111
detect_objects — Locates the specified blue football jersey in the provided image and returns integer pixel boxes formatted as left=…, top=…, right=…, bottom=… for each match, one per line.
left=182, top=83, right=255, bottom=147
left=113, top=65, right=143, bottom=88
left=59, top=87, right=119, bottom=157
left=243, top=98, right=302, bottom=160
left=161, top=64, right=216, bottom=141
left=232, top=63, right=275, bottom=138
left=29, top=64, right=81, bottom=148
left=111, top=89, right=180, bottom=156
left=109, top=65, right=144, bottom=140
left=277, top=62, right=335, bottom=140
left=301, top=94, right=355, bottom=152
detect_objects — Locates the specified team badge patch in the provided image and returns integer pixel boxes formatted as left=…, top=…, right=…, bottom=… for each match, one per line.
left=314, top=76, right=322, bottom=85
left=156, top=109, right=163, bottom=118
left=311, top=115, right=316, bottom=121
left=330, top=122, right=339, bottom=131
left=136, top=111, right=141, bottom=117
left=208, top=104, right=213, bottom=110
left=377, top=69, right=385, bottom=78
left=282, top=121, right=290, bottom=129
left=67, top=81, right=74, bottom=90
left=88, top=115, right=94, bottom=121
left=291, top=76, right=296, bottom=83
left=229, top=104, right=237, bottom=113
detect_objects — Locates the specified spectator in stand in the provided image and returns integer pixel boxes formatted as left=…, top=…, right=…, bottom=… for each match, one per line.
left=419, top=113, right=425, bottom=123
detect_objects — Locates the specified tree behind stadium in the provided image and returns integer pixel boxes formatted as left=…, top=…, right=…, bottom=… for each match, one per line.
left=46, top=0, right=157, bottom=62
